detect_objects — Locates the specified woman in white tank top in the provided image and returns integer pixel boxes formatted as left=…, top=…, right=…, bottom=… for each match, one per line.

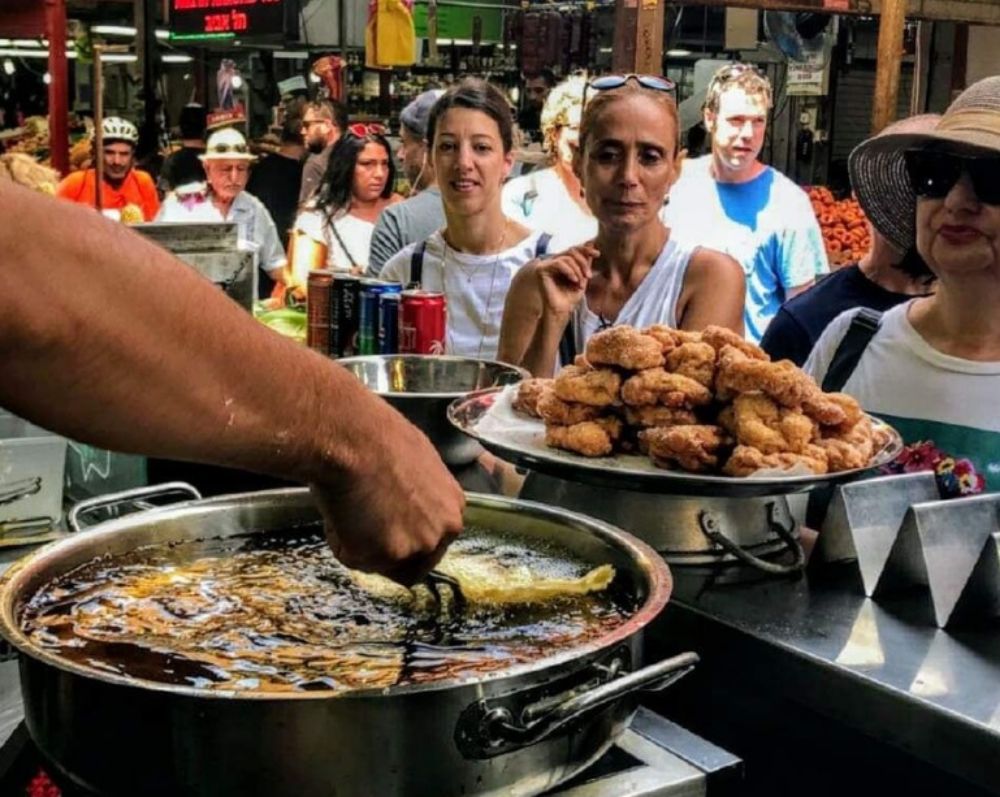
left=498, top=77, right=745, bottom=376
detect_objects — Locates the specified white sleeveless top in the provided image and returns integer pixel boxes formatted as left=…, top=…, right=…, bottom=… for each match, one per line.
left=571, top=235, right=697, bottom=352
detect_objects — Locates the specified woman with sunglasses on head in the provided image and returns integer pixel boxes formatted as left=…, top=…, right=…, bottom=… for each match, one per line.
left=805, top=76, right=1000, bottom=494
left=498, top=74, right=745, bottom=376
left=379, top=78, right=550, bottom=360
left=293, top=124, right=402, bottom=275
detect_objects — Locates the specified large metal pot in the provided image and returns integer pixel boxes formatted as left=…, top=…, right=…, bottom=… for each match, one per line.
left=0, top=489, right=690, bottom=797
left=338, top=355, right=528, bottom=465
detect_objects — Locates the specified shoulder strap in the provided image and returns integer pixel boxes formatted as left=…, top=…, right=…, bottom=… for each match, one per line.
left=328, top=216, right=359, bottom=271
left=558, top=318, right=577, bottom=367
left=534, top=232, right=552, bottom=258
left=821, top=308, right=882, bottom=392
left=409, top=241, right=427, bottom=288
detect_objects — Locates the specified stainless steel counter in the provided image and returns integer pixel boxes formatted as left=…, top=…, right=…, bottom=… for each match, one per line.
left=652, top=558, right=1000, bottom=794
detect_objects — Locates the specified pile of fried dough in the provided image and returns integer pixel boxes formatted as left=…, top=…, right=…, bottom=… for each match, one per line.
left=513, top=325, right=889, bottom=477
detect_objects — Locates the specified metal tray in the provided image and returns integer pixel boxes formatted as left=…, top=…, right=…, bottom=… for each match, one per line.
left=448, top=387, right=904, bottom=499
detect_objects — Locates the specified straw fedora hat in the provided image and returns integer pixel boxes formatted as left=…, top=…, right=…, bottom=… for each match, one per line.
left=848, top=76, right=1000, bottom=252
left=199, top=127, right=257, bottom=162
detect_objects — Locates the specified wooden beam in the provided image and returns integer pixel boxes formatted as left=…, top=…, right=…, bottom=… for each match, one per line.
left=681, top=0, right=1000, bottom=26
left=872, top=0, right=907, bottom=132
left=613, top=0, right=667, bottom=76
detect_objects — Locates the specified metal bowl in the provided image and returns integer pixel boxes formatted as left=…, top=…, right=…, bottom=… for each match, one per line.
left=338, top=355, right=528, bottom=465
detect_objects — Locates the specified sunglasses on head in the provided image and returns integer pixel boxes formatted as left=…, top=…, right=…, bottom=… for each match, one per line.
left=903, top=148, right=1000, bottom=205
left=209, top=143, right=249, bottom=155
left=582, top=74, right=677, bottom=106
left=346, top=122, right=387, bottom=138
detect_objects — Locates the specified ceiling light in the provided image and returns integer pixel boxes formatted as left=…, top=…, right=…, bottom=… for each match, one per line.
left=162, top=54, right=193, bottom=64
left=231, top=74, right=243, bottom=89
left=13, top=39, right=45, bottom=48
left=101, top=53, right=138, bottom=63
left=92, top=25, right=136, bottom=37
left=667, top=49, right=693, bottom=57
left=309, top=72, right=321, bottom=84
left=2, top=59, right=14, bottom=76
left=43, top=72, right=51, bottom=84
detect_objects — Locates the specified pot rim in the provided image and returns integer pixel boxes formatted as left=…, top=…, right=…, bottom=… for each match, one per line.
left=336, top=355, right=530, bottom=400
left=0, top=490, right=671, bottom=701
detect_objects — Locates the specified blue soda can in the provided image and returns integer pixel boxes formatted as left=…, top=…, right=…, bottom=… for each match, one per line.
left=358, top=279, right=402, bottom=355
left=379, top=293, right=401, bottom=354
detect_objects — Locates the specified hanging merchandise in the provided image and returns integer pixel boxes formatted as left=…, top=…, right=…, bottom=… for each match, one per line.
left=217, top=59, right=238, bottom=111
left=312, top=55, right=347, bottom=103
left=366, top=0, right=417, bottom=68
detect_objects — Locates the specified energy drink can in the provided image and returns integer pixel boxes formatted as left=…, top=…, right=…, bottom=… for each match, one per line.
left=400, top=290, right=447, bottom=354
left=358, top=279, right=402, bottom=355
left=378, top=293, right=401, bottom=354
left=330, top=273, right=361, bottom=358
left=306, top=269, right=334, bottom=355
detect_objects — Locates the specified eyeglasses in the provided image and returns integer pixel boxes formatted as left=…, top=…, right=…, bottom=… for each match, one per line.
left=903, top=148, right=1000, bottom=205
left=207, top=143, right=249, bottom=155
left=302, top=119, right=329, bottom=128
left=582, top=74, right=676, bottom=107
left=346, top=122, right=387, bottom=138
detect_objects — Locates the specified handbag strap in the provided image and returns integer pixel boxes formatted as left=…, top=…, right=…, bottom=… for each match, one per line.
left=821, top=307, right=882, bottom=392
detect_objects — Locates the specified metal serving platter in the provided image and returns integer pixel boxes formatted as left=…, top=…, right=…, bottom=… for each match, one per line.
left=448, top=386, right=904, bottom=499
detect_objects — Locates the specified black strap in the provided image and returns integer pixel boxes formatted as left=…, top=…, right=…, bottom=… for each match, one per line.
left=821, top=308, right=882, bottom=392
left=329, top=218, right=359, bottom=271
left=408, top=241, right=427, bottom=288
left=534, top=232, right=552, bottom=258
left=558, top=322, right=576, bottom=366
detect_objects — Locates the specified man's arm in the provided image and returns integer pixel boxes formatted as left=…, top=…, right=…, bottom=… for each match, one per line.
left=0, top=183, right=463, bottom=582
left=785, top=281, right=813, bottom=300
left=298, top=156, right=322, bottom=205
left=368, top=207, right=403, bottom=277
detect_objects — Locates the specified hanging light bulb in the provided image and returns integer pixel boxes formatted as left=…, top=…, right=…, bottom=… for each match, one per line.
left=231, top=74, right=243, bottom=90
left=2, top=59, right=14, bottom=76
left=43, top=71, right=51, bottom=84
left=308, top=72, right=321, bottom=84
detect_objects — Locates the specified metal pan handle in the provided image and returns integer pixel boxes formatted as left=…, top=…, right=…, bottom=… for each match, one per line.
left=698, top=502, right=805, bottom=575
left=67, top=482, right=202, bottom=533
left=455, top=651, right=698, bottom=758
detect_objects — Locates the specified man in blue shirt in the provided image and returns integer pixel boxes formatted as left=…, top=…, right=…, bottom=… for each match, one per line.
left=664, top=63, right=828, bottom=342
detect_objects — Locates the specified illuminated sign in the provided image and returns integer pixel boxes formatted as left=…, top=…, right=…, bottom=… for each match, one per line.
left=169, top=0, right=286, bottom=41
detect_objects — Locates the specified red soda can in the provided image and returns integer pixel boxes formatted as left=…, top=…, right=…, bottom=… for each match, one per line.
left=400, top=290, right=447, bottom=354
left=306, top=269, right=334, bottom=355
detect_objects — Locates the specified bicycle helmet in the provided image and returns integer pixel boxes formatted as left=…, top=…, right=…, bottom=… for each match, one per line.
left=100, top=117, right=139, bottom=146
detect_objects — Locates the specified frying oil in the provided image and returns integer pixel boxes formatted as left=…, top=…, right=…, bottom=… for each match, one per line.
left=20, top=525, right=635, bottom=694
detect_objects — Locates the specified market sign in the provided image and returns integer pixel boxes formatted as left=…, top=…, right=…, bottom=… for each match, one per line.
left=168, top=0, right=286, bottom=42
left=412, top=3, right=501, bottom=42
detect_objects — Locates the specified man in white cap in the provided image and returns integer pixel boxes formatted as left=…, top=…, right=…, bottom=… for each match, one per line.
left=56, top=116, right=160, bottom=222
left=367, top=89, right=446, bottom=276
left=157, top=128, right=286, bottom=288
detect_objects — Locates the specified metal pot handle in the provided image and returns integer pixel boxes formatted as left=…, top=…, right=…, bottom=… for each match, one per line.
left=67, top=482, right=202, bottom=532
left=697, top=502, right=805, bottom=575
left=456, top=651, right=698, bottom=758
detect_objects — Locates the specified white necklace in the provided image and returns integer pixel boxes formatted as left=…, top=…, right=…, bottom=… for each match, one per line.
left=443, top=227, right=508, bottom=359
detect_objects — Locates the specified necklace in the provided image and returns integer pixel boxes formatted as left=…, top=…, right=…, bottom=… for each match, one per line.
left=443, top=227, right=508, bottom=359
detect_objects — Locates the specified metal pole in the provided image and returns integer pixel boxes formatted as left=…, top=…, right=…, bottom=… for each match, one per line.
left=871, top=0, right=907, bottom=133
left=135, top=0, right=159, bottom=164
left=93, top=45, right=104, bottom=213
left=45, top=0, right=69, bottom=176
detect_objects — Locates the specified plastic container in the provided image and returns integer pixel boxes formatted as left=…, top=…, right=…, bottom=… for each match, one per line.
left=0, top=416, right=67, bottom=526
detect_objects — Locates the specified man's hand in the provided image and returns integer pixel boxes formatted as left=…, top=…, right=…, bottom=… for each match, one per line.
left=311, top=404, right=466, bottom=585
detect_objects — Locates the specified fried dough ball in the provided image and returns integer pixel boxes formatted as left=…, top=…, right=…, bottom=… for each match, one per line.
left=512, top=378, right=552, bottom=418
left=819, top=414, right=875, bottom=471
left=815, top=392, right=864, bottom=432
left=800, top=389, right=848, bottom=427
left=730, top=393, right=817, bottom=454
left=641, top=425, right=731, bottom=473
left=621, top=369, right=713, bottom=408
left=623, top=405, right=698, bottom=429
left=665, top=342, right=717, bottom=388
left=537, top=389, right=603, bottom=425
left=722, top=444, right=829, bottom=476
left=715, top=346, right=815, bottom=408
left=545, top=416, right=623, bottom=457
left=585, top=326, right=665, bottom=371
left=553, top=364, right=622, bottom=407
left=700, top=325, right=769, bottom=361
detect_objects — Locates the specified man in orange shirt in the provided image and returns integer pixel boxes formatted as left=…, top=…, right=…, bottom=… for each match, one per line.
left=56, top=117, right=160, bottom=222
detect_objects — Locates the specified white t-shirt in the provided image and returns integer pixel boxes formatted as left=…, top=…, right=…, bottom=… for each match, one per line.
left=804, top=301, right=1000, bottom=492
left=502, top=167, right=597, bottom=252
left=294, top=208, right=375, bottom=273
left=570, top=235, right=697, bottom=355
left=380, top=229, right=548, bottom=360
left=663, top=156, right=828, bottom=343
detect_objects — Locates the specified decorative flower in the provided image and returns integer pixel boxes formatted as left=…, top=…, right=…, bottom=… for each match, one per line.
left=882, top=442, right=985, bottom=500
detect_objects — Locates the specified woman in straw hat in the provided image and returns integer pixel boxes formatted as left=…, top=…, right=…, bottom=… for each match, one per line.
left=157, top=127, right=287, bottom=287
left=805, top=76, right=1000, bottom=494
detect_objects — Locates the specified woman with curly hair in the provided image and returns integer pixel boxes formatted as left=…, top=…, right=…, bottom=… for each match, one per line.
left=293, top=125, right=402, bottom=273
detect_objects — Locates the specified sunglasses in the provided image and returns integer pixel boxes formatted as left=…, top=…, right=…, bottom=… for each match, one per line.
left=582, top=74, right=677, bottom=107
left=903, top=148, right=1000, bottom=205
left=208, top=143, right=249, bottom=155
left=346, top=122, right=387, bottom=138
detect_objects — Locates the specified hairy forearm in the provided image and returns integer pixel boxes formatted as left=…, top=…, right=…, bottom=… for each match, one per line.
left=521, top=312, right=569, bottom=377
left=497, top=273, right=543, bottom=366
left=0, top=184, right=395, bottom=485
